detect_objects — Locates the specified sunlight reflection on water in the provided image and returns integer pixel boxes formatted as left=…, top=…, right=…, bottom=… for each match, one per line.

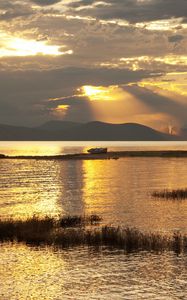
left=1, top=142, right=187, bottom=299
left=0, top=244, right=187, bottom=300
left=1, top=144, right=187, bottom=232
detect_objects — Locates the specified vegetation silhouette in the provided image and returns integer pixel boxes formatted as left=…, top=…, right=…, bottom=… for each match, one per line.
left=0, top=215, right=185, bottom=254
left=152, top=188, right=187, bottom=200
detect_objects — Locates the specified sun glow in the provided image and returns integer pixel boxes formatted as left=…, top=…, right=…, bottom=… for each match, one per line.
left=55, top=105, right=70, bottom=111
left=52, top=105, right=70, bottom=118
left=82, top=85, right=116, bottom=101
left=140, top=72, right=187, bottom=96
left=0, top=33, right=73, bottom=57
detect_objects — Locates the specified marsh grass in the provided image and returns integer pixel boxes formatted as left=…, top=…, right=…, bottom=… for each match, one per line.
left=0, top=215, right=101, bottom=244
left=0, top=216, right=55, bottom=244
left=0, top=215, right=186, bottom=254
left=152, top=188, right=187, bottom=200
left=59, top=214, right=102, bottom=228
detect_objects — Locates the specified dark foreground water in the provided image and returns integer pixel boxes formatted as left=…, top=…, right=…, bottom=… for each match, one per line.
left=1, top=142, right=187, bottom=299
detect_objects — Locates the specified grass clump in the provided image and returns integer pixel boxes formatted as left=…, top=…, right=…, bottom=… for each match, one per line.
left=152, top=188, right=187, bottom=200
left=0, top=215, right=102, bottom=244
left=59, top=214, right=102, bottom=228
left=0, top=216, right=55, bottom=244
left=0, top=215, right=186, bottom=254
left=50, top=227, right=187, bottom=254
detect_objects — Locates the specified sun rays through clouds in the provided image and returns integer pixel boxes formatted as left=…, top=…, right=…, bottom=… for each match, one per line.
left=0, top=0, right=186, bottom=129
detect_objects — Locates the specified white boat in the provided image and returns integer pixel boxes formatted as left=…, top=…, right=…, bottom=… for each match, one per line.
left=87, top=148, right=108, bottom=154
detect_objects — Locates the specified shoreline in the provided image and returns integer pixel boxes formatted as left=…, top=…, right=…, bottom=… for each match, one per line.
left=1, top=150, right=187, bottom=160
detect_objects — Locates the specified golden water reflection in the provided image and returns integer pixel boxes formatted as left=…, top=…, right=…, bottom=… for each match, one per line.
left=0, top=244, right=187, bottom=299
left=1, top=144, right=187, bottom=232
left=0, top=244, right=66, bottom=300
left=82, top=157, right=187, bottom=233
left=0, top=159, right=63, bottom=218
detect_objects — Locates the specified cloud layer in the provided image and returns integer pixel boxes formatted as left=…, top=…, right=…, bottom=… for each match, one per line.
left=0, top=0, right=186, bottom=129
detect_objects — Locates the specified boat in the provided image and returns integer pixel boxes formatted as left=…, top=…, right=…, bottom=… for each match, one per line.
left=87, top=148, right=108, bottom=154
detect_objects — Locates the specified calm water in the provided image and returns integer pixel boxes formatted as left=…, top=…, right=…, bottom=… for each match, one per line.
left=1, top=141, right=187, bottom=299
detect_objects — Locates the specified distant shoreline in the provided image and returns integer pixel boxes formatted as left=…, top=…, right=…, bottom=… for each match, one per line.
left=1, top=150, right=187, bottom=160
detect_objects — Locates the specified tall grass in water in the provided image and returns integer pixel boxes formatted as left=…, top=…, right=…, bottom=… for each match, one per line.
left=59, top=214, right=102, bottom=228
left=0, top=216, right=55, bottom=244
left=0, top=215, right=101, bottom=244
left=152, top=188, right=187, bottom=200
left=0, top=215, right=186, bottom=254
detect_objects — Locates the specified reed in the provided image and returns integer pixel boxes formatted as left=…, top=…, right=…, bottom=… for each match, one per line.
left=0, top=216, right=55, bottom=244
left=0, top=215, right=101, bottom=244
left=59, top=214, right=102, bottom=228
left=0, top=215, right=186, bottom=254
left=152, top=188, right=187, bottom=200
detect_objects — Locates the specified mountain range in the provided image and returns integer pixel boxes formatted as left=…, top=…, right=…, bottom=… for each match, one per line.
left=0, top=121, right=184, bottom=141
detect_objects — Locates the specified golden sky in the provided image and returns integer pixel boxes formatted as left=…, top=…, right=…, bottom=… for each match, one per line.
left=0, top=0, right=186, bottom=131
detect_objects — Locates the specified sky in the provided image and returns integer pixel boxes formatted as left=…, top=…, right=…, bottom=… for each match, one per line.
left=0, top=0, right=186, bottom=132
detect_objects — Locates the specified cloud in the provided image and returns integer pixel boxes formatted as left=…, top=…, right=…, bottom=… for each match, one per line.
left=0, top=67, right=157, bottom=93
left=31, top=0, right=62, bottom=6
left=0, top=0, right=186, bottom=71
left=0, top=67, right=159, bottom=126
left=168, top=34, right=184, bottom=43
left=0, top=0, right=186, bottom=128
left=49, top=96, right=95, bottom=122
left=0, top=65, right=185, bottom=128
left=68, top=0, right=187, bottom=23
left=0, top=1, right=33, bottom=20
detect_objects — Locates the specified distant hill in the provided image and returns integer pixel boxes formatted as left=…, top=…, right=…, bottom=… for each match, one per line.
left=0, top=121, right=181, bottom=141
left=180, top=128, right=187, bottom=140
left=61, top=121, right=174, bottom=141
left=0, top=123, right=50, bottom=141
left=37, top=121, right=80, bottom=132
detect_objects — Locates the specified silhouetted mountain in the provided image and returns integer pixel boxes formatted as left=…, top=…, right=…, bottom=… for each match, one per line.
left=0, top=121, right=181, bottom=141
left=60, top=121, right=177, bottom=141
left=0, top=123, right=50, bottom=141
left=180, top=128, right=187, bottom=140
left=37, top=121, right=81, bottom=132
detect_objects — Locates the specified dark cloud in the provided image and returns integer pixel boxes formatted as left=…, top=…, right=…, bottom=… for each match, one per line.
left=49, top=96, right=89, bottom=107
left=31, top=0, right=62, bottom=6
left=0, top=67, right=159, bottom=126
left=0, top=1, right=33, bottom=20
left=0, top=67, right=157, bottom=93
left=48, top=96, right=95, bottom=122
left=0, top=0, right=186, bottom=128
left=168, top=35, right=184, bottom=43
left=69, top=0, right=97, bottom=8
left=68, top=0, right=187, bottom=23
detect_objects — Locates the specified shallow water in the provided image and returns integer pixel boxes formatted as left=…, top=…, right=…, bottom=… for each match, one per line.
left=1, top=141, right=187, bottom=299
left=0, top=244, right=187, bottom=300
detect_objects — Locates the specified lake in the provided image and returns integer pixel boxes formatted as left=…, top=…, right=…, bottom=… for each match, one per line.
left=1, top=141, right=187, bottom=299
